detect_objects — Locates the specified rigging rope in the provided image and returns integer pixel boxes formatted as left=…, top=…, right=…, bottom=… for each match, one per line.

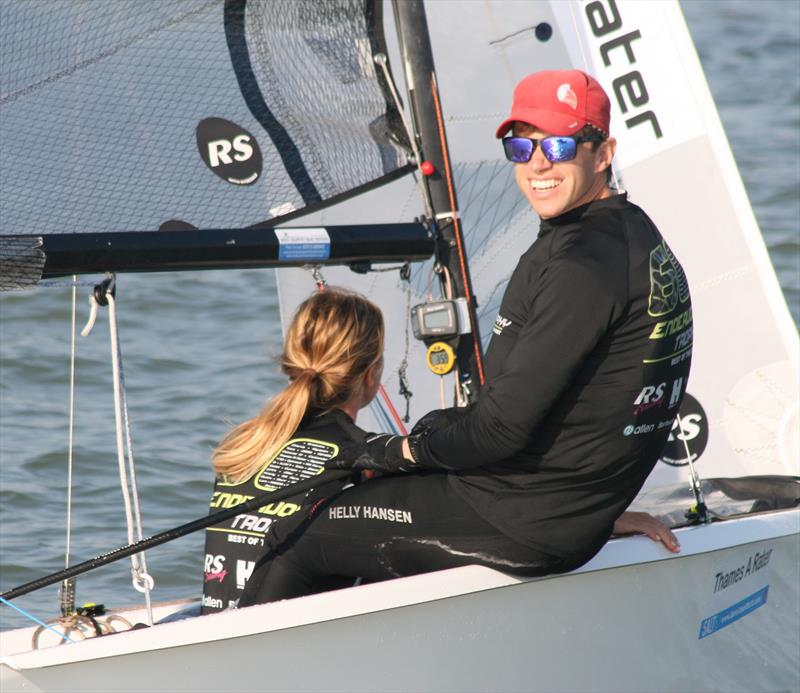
left=30, top=605, right=134, bottom=650
left=59, top=276, right=78, bottom=618
left=374, top=53, right=434, bottom=220
left=378, top=385, right=408, bottom=435
left=105, top=288, right=155, bottom=623
left=0, top=597, right=73, bottom=644
left=396, top=271, right=413, bottom=422
left=38, top=278, right=105, bottom=289
left=81, top=276, right=155, bottom=625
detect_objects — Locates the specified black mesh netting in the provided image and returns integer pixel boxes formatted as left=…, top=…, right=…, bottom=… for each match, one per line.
left=0, top=237, right=45, bottom=290
left=0, top=0, right=408, bottom=290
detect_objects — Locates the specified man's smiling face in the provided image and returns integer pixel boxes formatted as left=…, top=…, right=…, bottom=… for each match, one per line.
left=512, top=122, right=616, bottom=219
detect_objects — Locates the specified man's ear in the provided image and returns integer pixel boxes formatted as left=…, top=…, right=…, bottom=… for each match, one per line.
left=596, top=137, right=617, bottom=174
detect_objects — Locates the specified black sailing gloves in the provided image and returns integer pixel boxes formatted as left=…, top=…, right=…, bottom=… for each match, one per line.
left=324, top=407, right=471, bottom=474
left=325, top=433, right=418, bottom=474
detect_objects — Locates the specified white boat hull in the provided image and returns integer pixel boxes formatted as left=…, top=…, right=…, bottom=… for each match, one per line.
left=2, top=509, right=797, bottom=692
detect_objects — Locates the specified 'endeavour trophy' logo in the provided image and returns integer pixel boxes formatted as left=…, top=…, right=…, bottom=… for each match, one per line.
left=647, top=242, right=690, bottom=317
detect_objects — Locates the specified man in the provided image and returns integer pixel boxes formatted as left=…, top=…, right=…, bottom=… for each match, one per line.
left=240, top=70, right=689, bottom=604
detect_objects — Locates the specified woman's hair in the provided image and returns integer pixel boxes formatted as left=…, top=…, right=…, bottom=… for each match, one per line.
left=212, top=287, right=384, bottom=482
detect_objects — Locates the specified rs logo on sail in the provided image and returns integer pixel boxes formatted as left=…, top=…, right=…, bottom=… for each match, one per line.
left=196, top=117, right=263, bottom=186
left=207, top=135, right=253, bottom=168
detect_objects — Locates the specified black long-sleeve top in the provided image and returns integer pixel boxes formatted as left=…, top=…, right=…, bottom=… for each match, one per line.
left=415, top=193, right=693, bottom=569
left=202, top=409, right=365, bottom=613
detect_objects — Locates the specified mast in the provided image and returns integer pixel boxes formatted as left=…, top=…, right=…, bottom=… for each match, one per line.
left=392, top=0, right=485, bottom=402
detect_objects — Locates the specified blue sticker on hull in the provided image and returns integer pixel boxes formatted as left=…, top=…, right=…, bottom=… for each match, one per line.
left=698, top=586, right=769, bottom=639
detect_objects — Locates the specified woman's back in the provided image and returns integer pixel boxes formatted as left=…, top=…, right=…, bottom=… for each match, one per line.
left=201, top=409, right=366, bottom=613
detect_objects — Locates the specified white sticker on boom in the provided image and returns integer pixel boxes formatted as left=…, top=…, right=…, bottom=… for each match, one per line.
left=254, top=438, right=338, bottom=491
left=274, top=227, right=331, bottom=261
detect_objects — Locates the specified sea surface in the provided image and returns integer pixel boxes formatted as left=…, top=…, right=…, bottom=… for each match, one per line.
left=1, top=0, right=798, bottom=636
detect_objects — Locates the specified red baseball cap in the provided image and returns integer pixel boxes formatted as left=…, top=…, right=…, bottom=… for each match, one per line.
left=495, top=70, right=611, bottom=138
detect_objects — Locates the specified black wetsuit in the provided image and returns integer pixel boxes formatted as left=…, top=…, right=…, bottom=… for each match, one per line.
left=239, top=193, right=693, bottom=605
left=201, top=409, right=366, bottom=613
left=417, top=192, right=693, bottom=567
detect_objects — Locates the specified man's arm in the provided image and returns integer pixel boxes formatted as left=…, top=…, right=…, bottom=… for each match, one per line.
left=415, top=256, right=621, bottom=469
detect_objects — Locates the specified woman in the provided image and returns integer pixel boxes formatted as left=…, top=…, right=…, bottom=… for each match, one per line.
left=201, top=287, right=384, bottom=613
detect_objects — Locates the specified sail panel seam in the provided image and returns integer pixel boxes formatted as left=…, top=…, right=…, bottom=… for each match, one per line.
left=223, top=0, right=322, bottom=205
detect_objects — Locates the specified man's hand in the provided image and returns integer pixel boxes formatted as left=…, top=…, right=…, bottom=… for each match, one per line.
left=612, top=511, right=680, bottom=553
left=325, top=433, right=417, bottom=474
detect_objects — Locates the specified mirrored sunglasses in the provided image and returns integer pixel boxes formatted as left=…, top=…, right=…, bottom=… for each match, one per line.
left=502, top=134, right=605, bottom=164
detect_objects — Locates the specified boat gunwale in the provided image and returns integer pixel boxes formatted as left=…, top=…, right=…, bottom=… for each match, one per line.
left=1, top=505, right=797, bottom=671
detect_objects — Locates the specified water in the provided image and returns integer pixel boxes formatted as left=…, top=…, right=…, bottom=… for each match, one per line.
left=1, top=1, right=798, bottom=632
left=682, top=0, right=800, bottom=324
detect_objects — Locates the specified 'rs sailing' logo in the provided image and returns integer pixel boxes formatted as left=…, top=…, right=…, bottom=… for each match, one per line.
left=196, top=117, right=262, bottom=186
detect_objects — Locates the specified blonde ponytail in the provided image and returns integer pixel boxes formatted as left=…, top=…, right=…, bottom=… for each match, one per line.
left=212, top=288, right=384, bottom=482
